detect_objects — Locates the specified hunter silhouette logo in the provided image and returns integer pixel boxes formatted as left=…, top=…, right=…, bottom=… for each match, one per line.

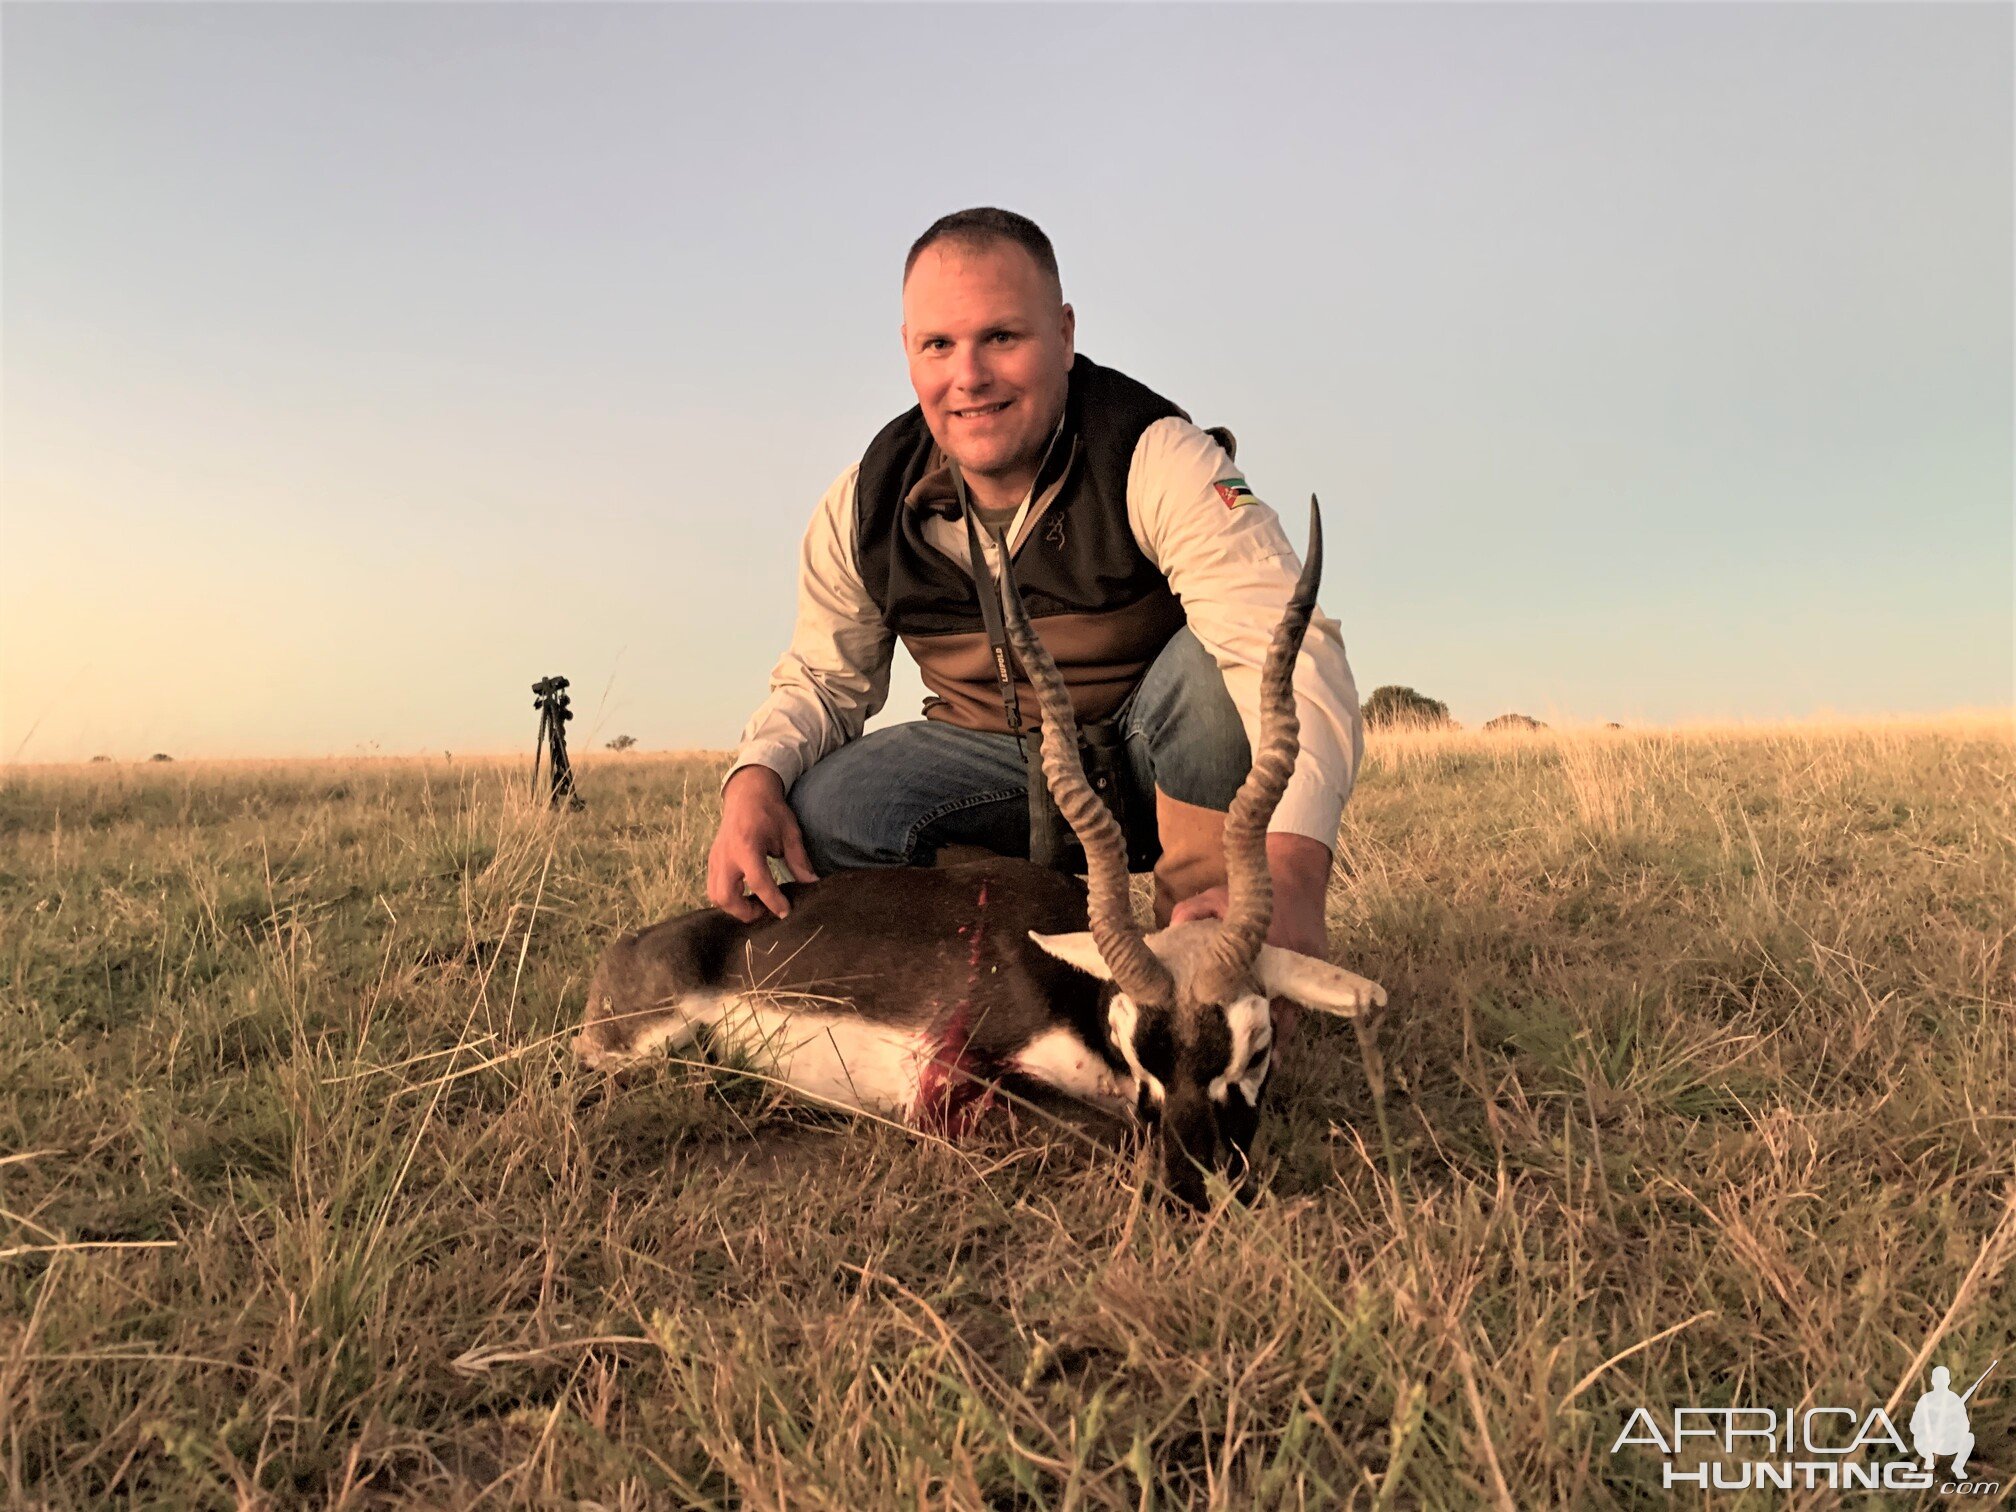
left=1913, top=1361, right=1995, bottom=1479
left=1612, top=1356, right=2000, bottom=1495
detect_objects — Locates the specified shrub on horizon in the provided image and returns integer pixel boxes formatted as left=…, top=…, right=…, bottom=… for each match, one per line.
left=1363, top=685, right=1453, bottom=729
left=606, top=735, right=639, bottom=752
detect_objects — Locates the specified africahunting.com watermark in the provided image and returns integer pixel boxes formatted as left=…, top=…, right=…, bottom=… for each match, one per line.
left=1612, top=1358, right=1999, bottom=1495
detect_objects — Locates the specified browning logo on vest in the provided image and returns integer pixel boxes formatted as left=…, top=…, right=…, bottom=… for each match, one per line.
left=854, top=356, right=1194, bottom=735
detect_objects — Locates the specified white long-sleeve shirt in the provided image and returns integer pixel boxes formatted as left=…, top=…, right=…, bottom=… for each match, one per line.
left=728, top=415, right=1364, bottom=847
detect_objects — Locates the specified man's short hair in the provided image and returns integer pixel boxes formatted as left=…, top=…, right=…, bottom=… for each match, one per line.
left=904, top=208, right=1062, bottom=298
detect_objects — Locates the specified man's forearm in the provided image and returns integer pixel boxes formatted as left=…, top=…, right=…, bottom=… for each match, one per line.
left=729, top=466, right=895, bottom=793
left=729, top=635, right=893, bottom=793
left=1268, top=831, right=1333, bottom=956
left=723, top=763, right=787, bottom=803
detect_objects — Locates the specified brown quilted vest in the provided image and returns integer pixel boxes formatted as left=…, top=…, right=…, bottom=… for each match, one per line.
left=855, top=356, right=1192, bottom=734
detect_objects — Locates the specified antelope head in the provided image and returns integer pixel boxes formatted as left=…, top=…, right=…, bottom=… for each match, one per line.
left=998, top=498, right=1386, bottom=1208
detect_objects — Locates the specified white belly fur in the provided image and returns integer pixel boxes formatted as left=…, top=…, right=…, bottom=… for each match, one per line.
left=622, top=992, right=1135, bottom=1124
left=633, top=989, right=926, bottom=1119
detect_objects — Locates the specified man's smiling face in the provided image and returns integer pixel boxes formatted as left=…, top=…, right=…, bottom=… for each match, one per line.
left=902, top=239, right=1075, bottom=501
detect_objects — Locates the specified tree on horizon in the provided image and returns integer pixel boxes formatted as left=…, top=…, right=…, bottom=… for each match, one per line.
left=1363, top=685, right=1452, bottom=729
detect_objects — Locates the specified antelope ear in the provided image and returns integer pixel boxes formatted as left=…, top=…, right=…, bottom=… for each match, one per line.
left=1029, top=931, right=1114, bottom=981
left=1255, top=945, right=1388, bottom=1018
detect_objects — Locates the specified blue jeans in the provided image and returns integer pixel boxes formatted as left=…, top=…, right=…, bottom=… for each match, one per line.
left=791, top=628, right=1252, bottom=873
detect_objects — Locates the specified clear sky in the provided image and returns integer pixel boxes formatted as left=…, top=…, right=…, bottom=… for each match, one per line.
left=3, top=2, right=2009, bottom=761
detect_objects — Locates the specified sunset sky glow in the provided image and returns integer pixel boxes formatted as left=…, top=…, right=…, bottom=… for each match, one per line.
left=3, top=3, right=2010, bottom=761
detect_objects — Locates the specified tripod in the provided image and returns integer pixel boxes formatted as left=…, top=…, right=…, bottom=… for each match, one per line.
left=531, top=675, right=585, bottom=811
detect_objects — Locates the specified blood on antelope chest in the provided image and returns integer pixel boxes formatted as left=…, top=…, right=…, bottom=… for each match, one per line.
left=692, top=879, right=1127, bottom=1133
left=696, top=997, right=1122, bottom=1134
left=908, top=891, right=1014, bottom=1135
left=690, top=997, right=1005, bottom=1132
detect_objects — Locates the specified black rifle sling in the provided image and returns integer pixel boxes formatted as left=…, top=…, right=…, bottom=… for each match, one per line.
left=950, top=462, right=1028, bottom=747
left=951, top=461, right=1086, bottom=869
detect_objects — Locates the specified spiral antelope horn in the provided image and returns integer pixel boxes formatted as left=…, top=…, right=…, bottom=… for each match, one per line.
left=1198, top=498, right=1324, bottom=1002
left=995, top=542, right=1175, bottom=1009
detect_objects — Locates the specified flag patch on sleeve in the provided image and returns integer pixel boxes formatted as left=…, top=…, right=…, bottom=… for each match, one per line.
left=1213, top=476, right=1258, bottom=510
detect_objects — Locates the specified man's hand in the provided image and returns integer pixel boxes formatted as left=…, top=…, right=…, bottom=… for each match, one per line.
left=707, top=766, right=818, bottom=922
left=1168, top=832, right=1332, bottom=1043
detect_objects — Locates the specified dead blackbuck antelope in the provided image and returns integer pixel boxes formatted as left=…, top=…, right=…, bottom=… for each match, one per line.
left=575, top=498, right=1387, bottom=1207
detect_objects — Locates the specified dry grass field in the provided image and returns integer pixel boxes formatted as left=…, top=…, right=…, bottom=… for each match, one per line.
left=2, top=715, right=2011, bottom=1508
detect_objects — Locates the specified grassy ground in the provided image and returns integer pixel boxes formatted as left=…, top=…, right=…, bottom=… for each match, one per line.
left=1, top=716, right=2011, bottom=1508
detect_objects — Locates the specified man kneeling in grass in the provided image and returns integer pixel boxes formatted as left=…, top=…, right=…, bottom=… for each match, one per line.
left=705, top=207, right=1364, bottom=1044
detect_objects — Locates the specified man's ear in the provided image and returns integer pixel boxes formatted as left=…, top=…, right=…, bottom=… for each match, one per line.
left=1255, top=945, right=1387, bottom=1018
left=1061, top=303, right=1075, bottom=367
left=1030, top=930, right=1110, bottom=980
